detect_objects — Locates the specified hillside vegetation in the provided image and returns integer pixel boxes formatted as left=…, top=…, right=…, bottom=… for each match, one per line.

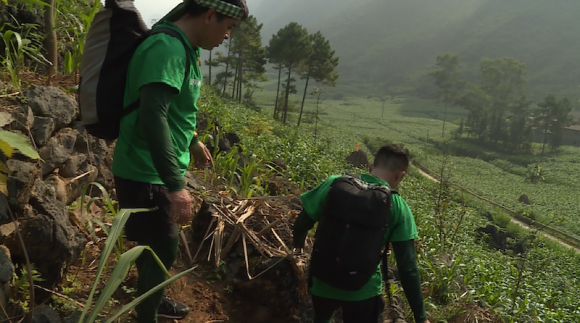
left=254, top=0, right=580, bottom=100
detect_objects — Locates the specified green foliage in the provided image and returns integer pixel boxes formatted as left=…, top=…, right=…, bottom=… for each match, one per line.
left=268, top=22, right=312, bottom=123
left=218, top=15, right=267, bottom=104
left=78, top=182, right=197, bottom=323
left=9, top=265, right=43, bottom=313
left=56, top=0, right=102, bottom=75
left=297, top=31, right=339, bottom=127
left=0, top=19, right=49, bottom=90
left=0, top=130, right=40, bottom=195
left=535, top=94, right=575, bottom=153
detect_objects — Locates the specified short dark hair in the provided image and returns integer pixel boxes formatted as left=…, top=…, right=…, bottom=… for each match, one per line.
left=373, top=144, right=409, bottom=172
left=185, top=0, right=249, bottom=21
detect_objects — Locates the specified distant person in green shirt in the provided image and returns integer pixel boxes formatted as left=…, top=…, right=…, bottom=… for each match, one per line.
left=112, top=1, right=248, bottom=322
left=293, top=144, right=430, bottom=323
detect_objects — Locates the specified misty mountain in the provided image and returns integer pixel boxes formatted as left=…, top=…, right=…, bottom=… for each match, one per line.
left=252, top=0, right=580, bottom=100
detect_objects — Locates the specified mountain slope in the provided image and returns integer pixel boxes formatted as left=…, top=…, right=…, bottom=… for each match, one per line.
left=253, top=0, right=580, bottom=100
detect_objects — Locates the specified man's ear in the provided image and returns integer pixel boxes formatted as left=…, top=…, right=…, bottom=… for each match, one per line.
left=204, top=8, right=217, bottom=25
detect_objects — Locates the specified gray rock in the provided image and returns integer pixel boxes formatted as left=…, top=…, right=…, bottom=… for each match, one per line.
left=5, top=212, right=85, bottom=288
left=58, top=153, right=87, bottom=178
left=38, top=128, right=78, bottom=175
left=10, top=106, right=34, bottom=134
left=32, top=116, right=56, bottom=147
left=0, top=111, right=15, bottom=129
left=63, top=311, right=83, bottom=323
left=86, top=136, right=114, bottom=191
left=66, top=164, right=98, bottom=205
left=44, top=175, right=68, bottom=204
left=0, top=246, right=13, bottom=285
left=6, top=159, right=40, bottom=211
left=24, top=85, right=78, bottom=130
left=28, top=304, right=63, bottom=323
left=0, top=195, right=9, bottom=226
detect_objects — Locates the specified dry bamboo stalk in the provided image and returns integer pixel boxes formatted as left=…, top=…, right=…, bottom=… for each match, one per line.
left=220, top=225, right=241, bottom=259
left=235, top=195, right=293, bottom=201
left=180, top=231, right=194, bottom=264
left=236, top=205, right=256, bottom=223
left=265, top=219, right=291, bottom=255
left=193, top=217, right=217, bottom=263
left=231, top=199, right=249, bottom=214
left=255, top=219, right=283, bottom=238
left=213, top=217, right=225, bottom=267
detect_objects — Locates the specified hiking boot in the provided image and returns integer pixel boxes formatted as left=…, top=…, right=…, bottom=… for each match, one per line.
left=131, top=297, right=190, bottom=320
left=157, top=297, right=190, bottom=320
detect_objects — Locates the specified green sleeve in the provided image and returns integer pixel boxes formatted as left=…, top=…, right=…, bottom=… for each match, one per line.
left=392, top=240, right=427, bottom=323
left=292, top=210, right=316, bottom=248
left=299, top=175, right=341, bottom=221
left=138, top=83, right=184, bottom=192
left=388, top=195, right=419, bottom=242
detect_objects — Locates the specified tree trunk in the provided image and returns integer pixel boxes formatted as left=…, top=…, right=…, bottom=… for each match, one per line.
left=542, top=122, right=549, bottom=155
left=44, top=0, right=57, bottom=84
left=231, top=58, right=238, bottom=99
left=297, top=74, right=310, bottom=127
left=237, top=50, right=244, bottom=103
left=222, top=39, right=233, bottom=96
left=283, top=66, right=293, bottom=124
left=441, top=104, right=448, bottom=137
left=274, top=63, right=282, bottom=120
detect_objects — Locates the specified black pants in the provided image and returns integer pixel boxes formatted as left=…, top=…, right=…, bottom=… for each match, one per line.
left=312, top=294, right=385, bottom=323
left=115, top=176, right=180, bottom=323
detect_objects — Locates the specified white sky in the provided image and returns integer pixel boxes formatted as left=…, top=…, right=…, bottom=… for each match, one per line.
left=99, top=0, right=261, bottom=27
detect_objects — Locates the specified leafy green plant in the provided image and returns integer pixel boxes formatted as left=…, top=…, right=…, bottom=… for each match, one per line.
left=0, top=19, right=49, bottom=90
left=56, top=0, right=102, bottom=76
left=77, top=182, right=198, bottom=323
left=9, top=265, right=43, bottom=313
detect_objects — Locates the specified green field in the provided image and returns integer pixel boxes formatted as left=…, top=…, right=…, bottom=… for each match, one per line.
left=249, top=88, right=580, bottom=239
left=201, top=87, right=580, bottom=322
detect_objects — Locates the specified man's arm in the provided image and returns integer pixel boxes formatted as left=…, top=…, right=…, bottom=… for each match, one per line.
left=292, top=209, right=316, bottom=248
left=138, top=82, right=183, bottom=192
left=391, top=240, right=427, bottom=323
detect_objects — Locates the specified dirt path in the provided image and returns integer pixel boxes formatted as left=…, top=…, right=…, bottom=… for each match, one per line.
left=414, top=166, right=580, bottom=252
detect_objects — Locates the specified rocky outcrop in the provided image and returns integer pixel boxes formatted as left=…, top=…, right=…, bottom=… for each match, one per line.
left=0, top=86, right=115, bottom=290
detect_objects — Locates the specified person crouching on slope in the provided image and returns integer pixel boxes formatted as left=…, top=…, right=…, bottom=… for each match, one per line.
left=293, top=144, right=430, bottom=323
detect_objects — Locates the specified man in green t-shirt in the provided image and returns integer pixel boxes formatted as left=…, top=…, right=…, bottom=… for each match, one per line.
left=112, top=1, right=248, bottom=322
left=293, top=144, right=430, bottom=323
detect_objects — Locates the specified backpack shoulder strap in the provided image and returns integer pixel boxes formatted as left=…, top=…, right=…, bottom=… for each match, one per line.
left=149, top=27, right=192, bottom=82
left=122, top=27, right=193, bottom=117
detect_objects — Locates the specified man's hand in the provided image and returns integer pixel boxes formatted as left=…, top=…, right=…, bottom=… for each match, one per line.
left=190, top=141, right=214, bottom=169
left=167, top=189, right=194, bottom=224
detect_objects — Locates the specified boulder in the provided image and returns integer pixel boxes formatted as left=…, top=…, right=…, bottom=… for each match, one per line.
left=32, top=116, right=56, bottom=147
left=6, top=159, right=40, bottom=211
left=10, top=106, right=34, bottom=134
left=23, top=86, right=78, bottom=130
left=346, top=150, right=369, bottom=168
left=38, top=128, right=78, bottom=175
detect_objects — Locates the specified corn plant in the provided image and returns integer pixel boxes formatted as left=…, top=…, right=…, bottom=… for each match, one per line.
left=78, top=182, right=197, bottom=323
left=0, top=19, right=49, bottom=90
left=56, top=0, right=102, bottom=76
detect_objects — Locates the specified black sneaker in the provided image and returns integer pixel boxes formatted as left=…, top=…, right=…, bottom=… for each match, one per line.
left=157, top=296, right=190, bottom=320
left=131, top=297, right=190, bottom=320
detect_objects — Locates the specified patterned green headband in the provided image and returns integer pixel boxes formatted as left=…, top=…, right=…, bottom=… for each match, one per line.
left=195, top=0, right=245, bottom=20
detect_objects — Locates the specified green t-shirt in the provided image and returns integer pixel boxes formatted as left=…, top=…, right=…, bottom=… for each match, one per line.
left=300, top=174, right=419, bottom=301
left=112, top=22, right=202, bottom=184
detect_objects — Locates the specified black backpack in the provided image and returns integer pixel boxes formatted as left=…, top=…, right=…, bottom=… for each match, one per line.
left=79, top=0, right=191, bottom=140
left=310, top=175, right=395, bottom=291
